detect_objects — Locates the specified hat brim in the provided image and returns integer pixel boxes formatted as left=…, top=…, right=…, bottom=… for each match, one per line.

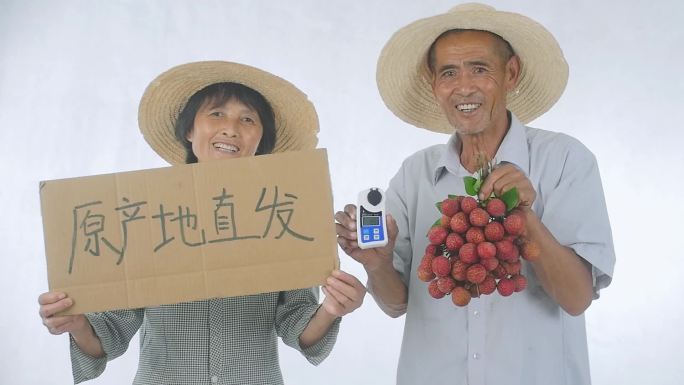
left=138, top=61, right=319, bottom=165
left=376, top=4, right=569, bottom=133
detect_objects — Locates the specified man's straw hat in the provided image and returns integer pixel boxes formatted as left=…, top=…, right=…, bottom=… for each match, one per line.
left=376, top=3, right=569, bottom=133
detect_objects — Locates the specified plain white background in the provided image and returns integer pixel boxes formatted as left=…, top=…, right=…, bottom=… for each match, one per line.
left=1, top=0, right=682, bottom=384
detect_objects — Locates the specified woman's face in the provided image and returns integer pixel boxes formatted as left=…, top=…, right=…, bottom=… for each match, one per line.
left=186, top=97, right=264, bottom=162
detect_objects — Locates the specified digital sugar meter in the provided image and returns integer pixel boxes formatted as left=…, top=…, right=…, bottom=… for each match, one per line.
left=357, top=187, right=388, bottom=249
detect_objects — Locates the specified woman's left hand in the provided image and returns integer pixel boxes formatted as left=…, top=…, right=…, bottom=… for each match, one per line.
left=320, top=270, right=366, bottom=317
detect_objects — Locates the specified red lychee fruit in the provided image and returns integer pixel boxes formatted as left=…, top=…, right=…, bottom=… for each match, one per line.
left=476, top=241, right=497, bottom=259
left=502, top=260, right=522, bottom=275
left=503, top=211, right=525, bottom=236
left=449, top=212, right=470, bottom=234
left=484, top=221, right=505, bottom=242
left=458, top=243, right=479, bottom=264
left=450, top=259, right=469, bottom=281
left=492, top=264, right=508, bottom=279
left=445, top=232, right=465, bottom=252
left=437, top=276, right=457, bottom=294
left=417, top=254, right=435, bottom=282
left=466, top=264, right=487, bottom=284
left=478, top=275, right=497, bottom=295
left=451, top=286, right=471, bottom=306
left=428, top=280, right=446, bottom=299
left=441, top=198, right=460, bottom=217
left=469, top=207, right=490, bottom=227
left=466, top=227, right=486, bottom=244
left=428, top=226, right=448, bottom=245
left=440, top=214, right=451, bottom=228
left=431, top=255, right=451, bottom=277
left=486, top=198, right=506, bottom=217
left=425, top=244, right=438, bottom=256
left=480, top=255, right=499, bottom=271
left=497, top=277, right=516, bottom=297
left=460, top=196, right=479, bottom=215
left=512, top=274, right=528, bottom=292
left=495, top=239, right=519, bottom=262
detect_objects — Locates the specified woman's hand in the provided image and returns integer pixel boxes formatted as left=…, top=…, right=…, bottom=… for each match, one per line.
left=320, top=270, right=366, bottom=317
left=38, top=291, right=104, bottom=357
left=38, top=291, right=89, bottom=335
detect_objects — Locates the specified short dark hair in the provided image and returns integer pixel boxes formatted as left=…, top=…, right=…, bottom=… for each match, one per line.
left=427, top=29, right=516, bottom=74
left=174, top=82, right=277, bottom=163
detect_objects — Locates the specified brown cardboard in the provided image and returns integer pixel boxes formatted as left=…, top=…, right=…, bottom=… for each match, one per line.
left=40, top=149, right=339, bottom=315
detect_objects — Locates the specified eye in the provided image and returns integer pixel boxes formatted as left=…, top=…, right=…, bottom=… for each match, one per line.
left=440, top=69, right=456, bottom=79
left=209, top=111, right=224, bottom=117
left=473, top=66, right=488, bottom=74
left=241, top=116, right=256, bottom=124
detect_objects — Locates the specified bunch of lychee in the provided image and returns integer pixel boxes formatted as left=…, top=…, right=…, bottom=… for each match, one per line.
left=417, top=195, right=539, bottom=307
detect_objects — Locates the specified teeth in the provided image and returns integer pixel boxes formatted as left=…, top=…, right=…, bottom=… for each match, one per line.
left=456, top=103, right=481, bottom=112
left=214, top=143, right=239, bottom=152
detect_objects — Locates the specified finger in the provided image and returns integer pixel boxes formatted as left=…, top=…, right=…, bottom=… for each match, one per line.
left=38, top=291, right=66, bottom=306
left=327, top=272, right=366, bottom=300
left=383, top=214, right=399, bottom=254
left=44, top=315, right=74, bottom=333
left=320, top=287, right=344, bottom=316
left=323, top=283, right=350, bottom=308
left=479, top=165, right=511, bottom=199
left=39, top=297, right=74, bottom=319
left=335, top=222, right=357, bottom=240
left=344, top=204, right=358, bottom=221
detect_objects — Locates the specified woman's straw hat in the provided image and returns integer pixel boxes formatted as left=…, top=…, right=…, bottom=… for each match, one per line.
left=139, top=61, right=319, bottom=165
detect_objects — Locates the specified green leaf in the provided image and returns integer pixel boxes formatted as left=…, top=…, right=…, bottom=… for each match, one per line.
left=432, top=218, right=442, bottom=227
left=435, top=201, right=442, bottom=213
left=500, top=187, right=520, bottom=211
left=463, top=176, right=479, bottom=196
left=448, top=194, right=458, bottom=199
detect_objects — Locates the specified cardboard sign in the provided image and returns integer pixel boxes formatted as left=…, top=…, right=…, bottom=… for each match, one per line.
left=40, top=149, right=339, bottom=315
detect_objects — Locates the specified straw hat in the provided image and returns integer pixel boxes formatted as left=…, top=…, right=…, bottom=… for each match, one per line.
left=138, top=61, right=319, bottom=165
left=376, top=3, right=568, bottom=133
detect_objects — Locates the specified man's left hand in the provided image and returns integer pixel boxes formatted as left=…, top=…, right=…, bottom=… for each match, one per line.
left=478, top=163, right=536, bottom=211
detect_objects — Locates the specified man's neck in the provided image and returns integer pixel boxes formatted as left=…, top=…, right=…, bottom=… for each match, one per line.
left=458, top=112, right=511, bottom=173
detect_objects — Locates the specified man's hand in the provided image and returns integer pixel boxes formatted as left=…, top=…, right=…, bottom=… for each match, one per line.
left=478, top=163, right=536, bottom=211
left=335, top=204, right=398, bottom=272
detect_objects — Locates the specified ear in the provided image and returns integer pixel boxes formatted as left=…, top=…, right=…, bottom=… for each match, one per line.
left=185, top=128, right=194, bottom=143
left=504, top=55, right=521, bottom=92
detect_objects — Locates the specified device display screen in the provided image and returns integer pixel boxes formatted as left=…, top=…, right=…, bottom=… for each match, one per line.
left=362, top=216, right=380, bottom=226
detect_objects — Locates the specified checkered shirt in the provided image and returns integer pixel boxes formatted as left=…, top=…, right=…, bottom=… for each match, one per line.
left=69, top=288, right=340, bottom=384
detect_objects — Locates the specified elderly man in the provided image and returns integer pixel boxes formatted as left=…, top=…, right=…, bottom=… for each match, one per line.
left=336, top=4, right=615, bottom=385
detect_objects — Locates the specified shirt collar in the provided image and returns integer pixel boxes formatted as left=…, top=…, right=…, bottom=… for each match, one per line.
left=432, top=113, right=530, bottom=185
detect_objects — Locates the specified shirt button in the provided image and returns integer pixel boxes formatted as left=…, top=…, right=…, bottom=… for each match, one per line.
left=473, top=353, right=480, bottom=360
left=211, top=375, right=218, bottom=384
left=473, top=310, right=479, bottom=317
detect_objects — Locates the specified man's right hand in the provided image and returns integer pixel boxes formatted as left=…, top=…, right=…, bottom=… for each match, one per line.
left=335, top=204, right=398, bottom=272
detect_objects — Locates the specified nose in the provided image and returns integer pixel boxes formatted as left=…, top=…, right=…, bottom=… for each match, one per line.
left=219, top=118, right=240, bottom=137
left=454, top=72, right=476, bottom=96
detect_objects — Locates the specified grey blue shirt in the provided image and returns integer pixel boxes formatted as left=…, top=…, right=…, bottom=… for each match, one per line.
left=377, top=114, right=615, bottom=385
left=70, top=288, right=339, bottom=384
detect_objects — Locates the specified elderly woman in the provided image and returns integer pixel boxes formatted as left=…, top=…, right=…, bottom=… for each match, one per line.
left=38, top=61, right=365, bottom=385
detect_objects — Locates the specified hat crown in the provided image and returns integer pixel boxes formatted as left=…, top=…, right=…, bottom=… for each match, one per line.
left=448, top=3, right=494, bottom=13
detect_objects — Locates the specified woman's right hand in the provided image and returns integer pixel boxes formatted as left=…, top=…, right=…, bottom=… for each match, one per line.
left=38, top=291, right=89, bottom=336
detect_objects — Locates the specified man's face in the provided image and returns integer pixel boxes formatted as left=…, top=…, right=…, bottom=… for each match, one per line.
left=430, top=31, right=519, bottom=136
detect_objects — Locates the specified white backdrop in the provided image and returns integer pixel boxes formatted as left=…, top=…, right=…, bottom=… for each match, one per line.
left=1, top=0, right=682, bottom=384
